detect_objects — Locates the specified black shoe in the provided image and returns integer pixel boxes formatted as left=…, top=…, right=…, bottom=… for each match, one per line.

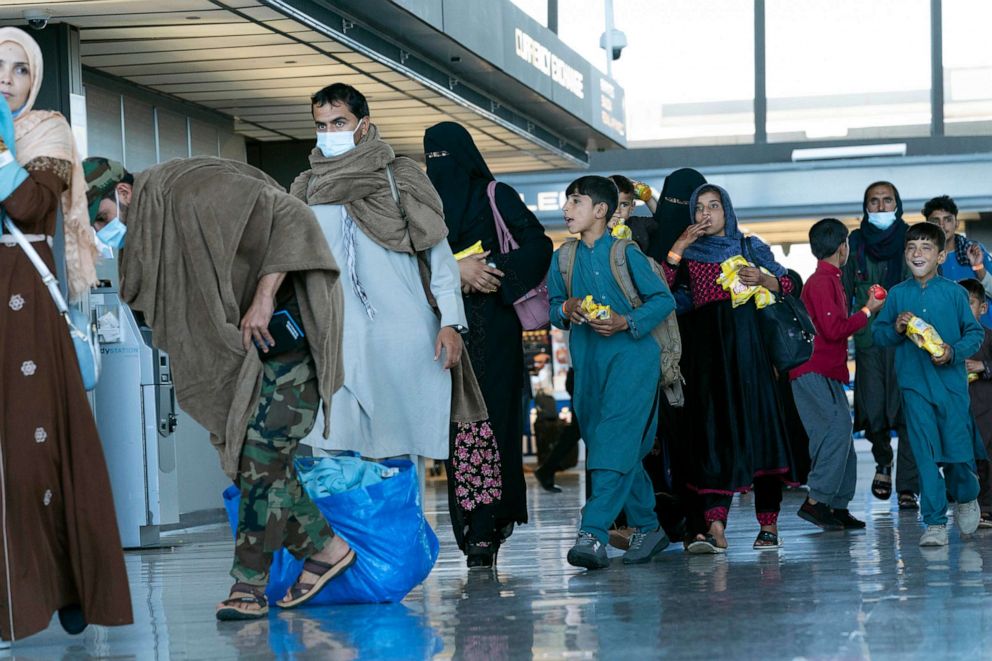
left=58, top=605, right=88, bottom=635
left=831, top=508, right=867, bottom=529
left=534, top=466, right=562, bottom=493
left=898, top=492, right=919, bottom=510
left=797, top=500, right=844, bottom=530
left=466, top=544, right=495, bottom=569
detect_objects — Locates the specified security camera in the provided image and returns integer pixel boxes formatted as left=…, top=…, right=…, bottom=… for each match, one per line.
left=23, top=10, right=51, bottom=31
left=599, top=28, right=627, bottom=61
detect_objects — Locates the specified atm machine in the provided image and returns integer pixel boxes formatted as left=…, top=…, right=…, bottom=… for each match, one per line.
left=89, top=254, right=180, bottom=548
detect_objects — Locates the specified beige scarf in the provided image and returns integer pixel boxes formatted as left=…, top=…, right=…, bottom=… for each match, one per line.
left=290, top=124, right=448, bottom=252
left=1, top=27, right=98, bottom=302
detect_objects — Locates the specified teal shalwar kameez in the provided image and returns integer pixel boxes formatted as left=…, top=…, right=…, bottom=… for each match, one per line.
left=872, top=276, right=986, bottom=525
left=548, top=234, right=675, bottom=543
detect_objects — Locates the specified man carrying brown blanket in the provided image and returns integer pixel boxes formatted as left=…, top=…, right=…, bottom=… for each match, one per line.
left=83, top=156, right=353, bottom=621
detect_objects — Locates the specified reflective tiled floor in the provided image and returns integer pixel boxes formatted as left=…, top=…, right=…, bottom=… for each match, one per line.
left=12, top=441, right=992, bottom=660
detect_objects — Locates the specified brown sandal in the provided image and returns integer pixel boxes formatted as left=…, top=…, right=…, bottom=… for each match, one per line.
left=276, top=549, right=356, bottom=609
left=216, top=582, right=268, bottom=621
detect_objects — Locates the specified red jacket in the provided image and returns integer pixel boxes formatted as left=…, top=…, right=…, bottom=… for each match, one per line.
left=790, top=261, right=868, bottom=384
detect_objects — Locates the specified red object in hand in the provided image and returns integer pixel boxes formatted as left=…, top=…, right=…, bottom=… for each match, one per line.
left=869, top=284, right=887, bottom=301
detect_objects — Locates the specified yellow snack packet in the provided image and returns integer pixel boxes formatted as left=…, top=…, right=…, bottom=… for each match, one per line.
left=453, top=240, right=485, bottom=261
left=905, top=316, right=946, bottom=358
left=969, top=372, right=979, bottom=384
left=716, top=255, right=776, bottom=309
left=611, top=221, right=632, bottom=240
left=581, top=295, right=611, bottom=320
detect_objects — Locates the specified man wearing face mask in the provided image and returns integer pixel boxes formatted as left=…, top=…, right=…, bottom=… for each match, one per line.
left=843, top=181, right=920, bottom=509
left=83, top=155, right=356, bottom=621
left=293, top=83, right=487, bottom=481
left=83, top=157, right=130, bottom=253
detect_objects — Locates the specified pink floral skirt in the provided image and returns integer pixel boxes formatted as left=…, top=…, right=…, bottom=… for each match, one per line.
left=451, top=421, right=503, bottom=512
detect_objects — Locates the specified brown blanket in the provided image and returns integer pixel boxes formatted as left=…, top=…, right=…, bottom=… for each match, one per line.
left=120, top=157, right=344, bottom=478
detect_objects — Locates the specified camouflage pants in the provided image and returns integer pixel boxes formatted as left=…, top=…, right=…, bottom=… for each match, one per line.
left=231, top=347, right=333, bottom=586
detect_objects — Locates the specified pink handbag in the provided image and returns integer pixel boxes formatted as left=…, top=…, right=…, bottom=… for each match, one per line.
left=487, top=181, right=550, bottom=330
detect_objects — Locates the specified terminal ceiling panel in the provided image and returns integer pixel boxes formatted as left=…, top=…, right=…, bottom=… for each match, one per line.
left=0, top=0, right=582, bottom=172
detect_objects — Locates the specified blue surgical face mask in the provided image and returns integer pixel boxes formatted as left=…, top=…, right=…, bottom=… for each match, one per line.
left=96, top=191, right=127, bottom=249
left=867, top=210, right=897, bottom=230
left=316, top=122, right=363, bottom=158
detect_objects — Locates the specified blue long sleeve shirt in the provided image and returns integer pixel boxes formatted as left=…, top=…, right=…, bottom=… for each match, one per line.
left=547, top=234, right=675, bottom=472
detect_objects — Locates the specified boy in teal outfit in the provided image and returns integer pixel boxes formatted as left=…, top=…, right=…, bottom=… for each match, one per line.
left=872, top=223, right=985, bottom=546
left=548, top=176, right=676, bottom=569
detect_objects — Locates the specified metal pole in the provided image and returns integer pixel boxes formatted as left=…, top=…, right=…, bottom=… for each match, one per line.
left=753, top=0, right=767, bottom=143
left=548, top=0, right=558, bottom=34
left=604, top=0, right=614, bottom=78
left=930, top=0, right=944, bottom=136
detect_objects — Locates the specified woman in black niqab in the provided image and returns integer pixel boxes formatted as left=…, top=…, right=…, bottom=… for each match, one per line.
left=425, top=122, right=553, bottom=568
left=650, top=168, right=708, bottom=262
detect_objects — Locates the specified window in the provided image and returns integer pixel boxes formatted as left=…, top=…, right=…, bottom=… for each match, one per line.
left=559, top=0, right=755, bottom=146
left=766, top=0, right=931, bottom=142
left=943, top=0, right=992, bottom=135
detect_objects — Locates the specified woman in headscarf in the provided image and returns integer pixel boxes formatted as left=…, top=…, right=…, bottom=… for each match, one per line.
left=424, top=122, right=552, bottom=568
left=662, top=183, right=798, bottom=553
left=0, top=27, right=131, bottom=645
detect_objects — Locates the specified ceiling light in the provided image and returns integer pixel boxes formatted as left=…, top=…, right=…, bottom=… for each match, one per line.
left=791, top=143, right=907, bottom=162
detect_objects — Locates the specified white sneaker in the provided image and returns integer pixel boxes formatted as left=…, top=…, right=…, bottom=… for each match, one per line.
left=956, top=499, right=981, bottom=535
left=0, top=640, right=10, bottom=650
left=920, top=524, right=949, bottom=547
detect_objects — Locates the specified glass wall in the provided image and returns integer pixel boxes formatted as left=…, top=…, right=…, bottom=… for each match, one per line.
left=559, top=0, right=755, bottom=146
left=943, top=0, right=992, bottom=136
left=766, top=0, right=931, bottom=142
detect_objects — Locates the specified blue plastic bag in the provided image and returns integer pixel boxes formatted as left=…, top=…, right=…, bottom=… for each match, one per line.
left=223, top=457, right=439, bottom=605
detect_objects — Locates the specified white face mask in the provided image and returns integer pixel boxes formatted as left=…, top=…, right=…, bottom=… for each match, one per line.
left=95, top=190, right=127, bottom=249
left=867, top=211, right=897, bottom=230
left=316, top=122, right=363, bottom=158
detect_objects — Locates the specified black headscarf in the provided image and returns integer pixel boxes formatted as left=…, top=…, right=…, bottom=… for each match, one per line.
left=651, top=168, right=707, bottom=262
left=850, top=180, right=907, bottom=289
left=424, top=122, right=494, bottom=242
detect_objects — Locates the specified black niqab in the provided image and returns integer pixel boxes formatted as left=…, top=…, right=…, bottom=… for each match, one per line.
left=651, top=168, right=707, bottom=261
left=424, top=122, right=494, bottom=242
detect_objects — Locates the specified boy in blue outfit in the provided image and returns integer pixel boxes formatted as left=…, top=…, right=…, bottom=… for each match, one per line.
left=548, top=176, right=676, bottom=569
left=872, top=222, right=985, bottom=546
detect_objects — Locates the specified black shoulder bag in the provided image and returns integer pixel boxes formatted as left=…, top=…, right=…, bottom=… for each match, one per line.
left=742, top=237, right=816, bottom=372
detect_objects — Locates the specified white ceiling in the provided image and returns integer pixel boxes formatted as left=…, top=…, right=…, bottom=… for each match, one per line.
left=0, top=0, right=580, bottom=172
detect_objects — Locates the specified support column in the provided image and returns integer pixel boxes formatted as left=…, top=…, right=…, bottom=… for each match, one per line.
left=30, top=23, right=83, bottom=120
left=753, top=0, right=767, bottom=144
left=930, top=0, right=944, bottom=137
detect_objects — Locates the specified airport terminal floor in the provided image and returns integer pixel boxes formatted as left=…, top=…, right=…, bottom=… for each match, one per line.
left=16, top=442, right=992, bottom=660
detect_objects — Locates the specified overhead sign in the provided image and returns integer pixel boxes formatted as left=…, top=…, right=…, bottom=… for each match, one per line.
left=514, top=27, right=585, bottom=100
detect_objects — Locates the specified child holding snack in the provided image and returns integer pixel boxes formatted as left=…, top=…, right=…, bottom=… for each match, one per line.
left=548, top=175, right=675, bottom=570
left=872, top=223, right=985, bottom=546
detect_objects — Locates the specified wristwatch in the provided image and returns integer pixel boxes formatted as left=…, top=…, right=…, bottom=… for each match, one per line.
left=449, top=324, right=468, bottom=335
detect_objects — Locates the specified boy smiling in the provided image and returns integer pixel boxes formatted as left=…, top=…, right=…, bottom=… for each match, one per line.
left=872, top=223, right=986, bottom=546
left=549, top=176, right=675, bottom=569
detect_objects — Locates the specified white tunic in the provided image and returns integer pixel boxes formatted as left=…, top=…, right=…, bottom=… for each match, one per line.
left=301, top=203, right=466, bottom=459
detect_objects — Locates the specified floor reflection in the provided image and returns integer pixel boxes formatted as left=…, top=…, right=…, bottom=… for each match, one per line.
left=12, top=442, right=992, bottom=659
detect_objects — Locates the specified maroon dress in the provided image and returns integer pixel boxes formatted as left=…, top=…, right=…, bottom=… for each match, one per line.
left=0, top=157, right=132, bottom=641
